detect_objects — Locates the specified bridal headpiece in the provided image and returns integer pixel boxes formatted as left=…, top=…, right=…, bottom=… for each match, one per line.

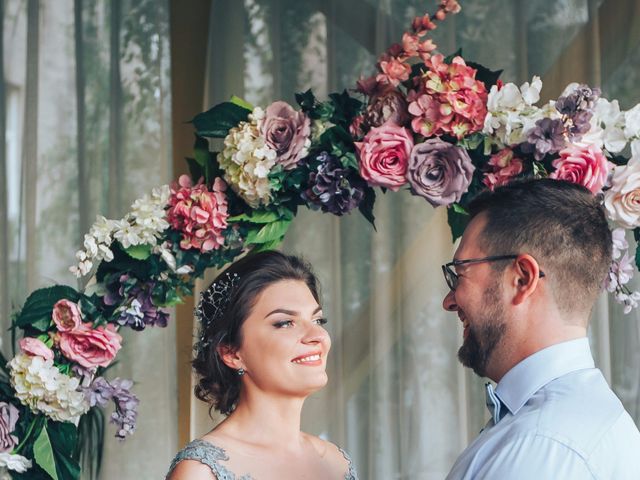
left=195, top=271, right=241, bottom=346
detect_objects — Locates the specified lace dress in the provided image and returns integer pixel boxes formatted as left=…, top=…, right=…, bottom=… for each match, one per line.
left=166, top=439, right=358, bottom=480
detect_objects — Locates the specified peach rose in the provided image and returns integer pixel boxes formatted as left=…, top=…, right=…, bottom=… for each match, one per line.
left=19, top=337, right=54, bottom=361
left=59, top=323, right=122, bottom=369
left=355, top=122, right=413, bottom=190
left=52, top=299, right=82, bottom=332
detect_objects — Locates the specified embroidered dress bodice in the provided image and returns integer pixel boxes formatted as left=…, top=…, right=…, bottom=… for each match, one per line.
left=167, top=439, right=358, bottom=480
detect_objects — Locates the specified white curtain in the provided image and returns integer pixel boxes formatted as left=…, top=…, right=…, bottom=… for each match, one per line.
left=191, top=1, right=640, bottom=479
left=1, top=1, right=176, bottom=478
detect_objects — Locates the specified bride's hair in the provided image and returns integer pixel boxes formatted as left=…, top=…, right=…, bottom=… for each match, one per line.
left=192, top=250, right=321, bottom=415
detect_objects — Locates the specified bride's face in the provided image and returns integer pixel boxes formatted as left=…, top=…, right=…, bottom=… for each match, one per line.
left=235, top=279, right=331, bottom=397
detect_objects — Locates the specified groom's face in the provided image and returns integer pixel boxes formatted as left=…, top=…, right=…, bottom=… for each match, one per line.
left=442, top=215, right=508, bottom=378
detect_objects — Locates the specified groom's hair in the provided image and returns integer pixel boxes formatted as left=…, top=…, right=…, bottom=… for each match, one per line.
left=468, top=178, right=612, bottom=316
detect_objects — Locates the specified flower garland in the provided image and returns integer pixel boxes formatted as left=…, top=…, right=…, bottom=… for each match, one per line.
left=5, top=1, right=640, bottom=478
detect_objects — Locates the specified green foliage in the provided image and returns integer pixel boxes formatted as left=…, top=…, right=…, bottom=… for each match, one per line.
left=34, top=425, right=58, bottom=480
left=76, top=407, right=105, bottom=480
left=192, top=102, right=251, bottom=138
left=448, top=204, right=470, bottom=242
left=466, top=61, right=503, bottom=89
left=13, top=287, right=80, bottom=332
left=358, top=187, right=377, bottom=229
left=124, top=244, right=152, bottom=260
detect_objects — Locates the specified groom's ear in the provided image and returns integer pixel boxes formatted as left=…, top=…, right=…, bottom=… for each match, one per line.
left=217, top=344, right=244, bottom=371
left=511, top=254, right=542, bottom=305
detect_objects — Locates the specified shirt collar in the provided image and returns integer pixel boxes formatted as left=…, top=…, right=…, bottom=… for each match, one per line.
left=494, top=337, right=595, bottom=416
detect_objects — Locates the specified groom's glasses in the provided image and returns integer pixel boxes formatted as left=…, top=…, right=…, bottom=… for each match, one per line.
left=442, top=255, right=546, bottom=291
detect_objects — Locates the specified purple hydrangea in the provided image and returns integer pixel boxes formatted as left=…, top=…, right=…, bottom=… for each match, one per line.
left=302, top=152, right=366, bottom=215
left=520, top=117, right=566, bottom=160
left=104, top=274, right=170, bottom=331
left=0, top=402, right=19, bottom=453
left=555, top=84, right=601, bottom=139
left=84, top=377, right=139, bottom=440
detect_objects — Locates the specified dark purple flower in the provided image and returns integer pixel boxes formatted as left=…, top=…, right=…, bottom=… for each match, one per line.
left=104, top=275, right=170, bottom=331
left=521, top=118, right=566, bottom=160
left=0, top=402, right=19, bottom=453
left=302, top=152, right=366, bottom=215
left=555, top=84, right=601, bottom=140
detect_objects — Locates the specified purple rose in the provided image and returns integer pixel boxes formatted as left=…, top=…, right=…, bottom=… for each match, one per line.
left=0, top=402, right=19, bottom=453
left=365, top=90, right=410, bottom=128
left=408, top=139, right=475, bottom=206
left=261, top=101, right=311, bottom=170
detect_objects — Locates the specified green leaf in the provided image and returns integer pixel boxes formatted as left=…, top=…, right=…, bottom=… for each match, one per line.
left=193, top=135, right=210, bottom=167
left=245, top=219, right=292, bottom=245
left=295, top=89, right=317, bottom=112
left=124, top=244, right=152, bottom=260
left=339, top=152, right=359, bottom=170
left=230, top=95, right=254, bottom=111
left=451, top=203, right=469, bottom=215
left=191, top=102, right=251, bottom=138
left=252, top=238, right=284, bottom=252
left=358, top=187, right=376, bottom=229
left=532, top=161, right=548, bottom=178
left=448, top=205, right=470, bottom=242
left=34, top=425, right=58, bottom=480
left=228, top=210, right=281, bottom=224
left=14, top=286, right=80, bottom=331
left=444, top=48, right=463, bottom=63
left=466, top=61, right=503, bottom=90
left=185, top=157, right=205, bottom=183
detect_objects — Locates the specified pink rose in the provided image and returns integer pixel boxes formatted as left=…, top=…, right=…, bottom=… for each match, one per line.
left=261, top=101, right=310, bottom=170
left=550, top=144, right=610, bottom=193
left=52, top=299, right=82, bottom=332
left=19, top=337, right=54, bottom=361
left=355, top=122, right=414, bottom=190
left=59, top=323, right=122, bottom=369
left=483, top=149, right=524, bottom=191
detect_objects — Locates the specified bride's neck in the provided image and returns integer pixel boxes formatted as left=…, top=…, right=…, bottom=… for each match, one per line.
left=223, top=391, right=306, bottom=449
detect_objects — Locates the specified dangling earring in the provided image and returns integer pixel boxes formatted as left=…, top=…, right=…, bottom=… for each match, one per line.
left=237, top=368, right=245, bottom=376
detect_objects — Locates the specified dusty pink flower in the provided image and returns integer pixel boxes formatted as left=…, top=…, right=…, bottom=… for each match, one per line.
left=261, top=101, right=310, bottom=170
left=407, top=138, right=475, bottom=206
left=402, top=33, right=436, bottom=62
left=550, top=144, right=610, bottom=193
left=365, top=89, right=410, bottom=128
left=483, top=149, right=524, bottom=191
left=59, top=323, right=122, bottom=369
left=408, top=54, right=487, bottom=139
left=19, top=337, right=54, bottom=360
left=0, top=402, right=19, bottom=453
left=52, top=299, right=82, bottom=332
left=355, top=122, right=413, bottom=190
left=376, top=55, right=411, bottom=86
left=349, top=115, right=366, bottom=139
left=167, top=175, right=229, bottom=252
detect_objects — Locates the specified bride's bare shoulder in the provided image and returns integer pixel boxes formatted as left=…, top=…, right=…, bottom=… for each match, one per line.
left=304, top=433, right=352, bottom=470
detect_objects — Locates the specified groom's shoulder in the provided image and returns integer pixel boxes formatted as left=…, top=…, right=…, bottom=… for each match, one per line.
left=522, top=367, right=639, bottom=455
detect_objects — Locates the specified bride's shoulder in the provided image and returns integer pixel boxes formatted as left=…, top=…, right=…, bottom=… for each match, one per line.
left=304, top=433, right=356, bottom=474
left=166, top=438, right=228, bottom=480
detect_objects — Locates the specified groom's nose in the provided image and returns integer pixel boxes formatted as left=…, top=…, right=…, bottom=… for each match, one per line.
left=442, top=289, right=458, bottom=312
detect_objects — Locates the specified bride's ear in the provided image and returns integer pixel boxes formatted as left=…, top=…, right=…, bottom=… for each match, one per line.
left=217, top=344, right=244, bottom=371
left=511, top=254, right=542, bottom=305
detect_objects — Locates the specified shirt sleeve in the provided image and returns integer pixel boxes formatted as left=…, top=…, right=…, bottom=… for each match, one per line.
left=473, top=433, right=597, bottom=480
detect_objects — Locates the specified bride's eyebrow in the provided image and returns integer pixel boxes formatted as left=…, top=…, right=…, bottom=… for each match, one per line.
left=264, top=306, right=322, bottom=318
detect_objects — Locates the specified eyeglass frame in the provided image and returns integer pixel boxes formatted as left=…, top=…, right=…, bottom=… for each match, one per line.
left=441, top=254, right=546, bottom=291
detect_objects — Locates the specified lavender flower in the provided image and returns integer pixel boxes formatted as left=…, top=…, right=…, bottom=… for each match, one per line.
left=556, top=84, right=601, bottom=139
left=0, top=403, right=19, bottom=453
left=84, top=377, right=139, bottom=440
left=612, top=228, right=629, bottom=260
left=302, top=152, right=366, bottom=215
left=520, top=118, right=566, bottom=160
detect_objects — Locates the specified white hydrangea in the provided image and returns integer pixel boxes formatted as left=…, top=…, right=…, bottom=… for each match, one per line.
left=219, top=108, right=277, bottom=208
left=577, top=98, right=627, bottom=153
left=70, top=185, right=171, bottom=278
left=9, top=354, right=90, bottom=425
left=483, top=76, right=558, bottom=148
left=0, top=453, right=32, bottom=473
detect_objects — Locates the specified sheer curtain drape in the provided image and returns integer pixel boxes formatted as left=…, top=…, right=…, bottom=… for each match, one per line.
left=191, top=1, right=640, bottom=479
left=1, top=1, right=176, bottom=478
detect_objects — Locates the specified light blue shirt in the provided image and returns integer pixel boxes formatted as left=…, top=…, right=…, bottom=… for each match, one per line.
left=446, top=338, right=640, bottom=479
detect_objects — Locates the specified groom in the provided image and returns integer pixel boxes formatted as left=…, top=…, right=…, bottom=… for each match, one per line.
left=442, top=179, right=640, bottom=479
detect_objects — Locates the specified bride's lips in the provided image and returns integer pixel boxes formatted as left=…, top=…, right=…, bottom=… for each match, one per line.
left=291, top=351, right=323, bottom=366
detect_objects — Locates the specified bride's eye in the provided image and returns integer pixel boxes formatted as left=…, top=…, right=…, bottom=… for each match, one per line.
left=314, top=318, right=328, bottom=326
left=273, top=320, right=294, bottom=329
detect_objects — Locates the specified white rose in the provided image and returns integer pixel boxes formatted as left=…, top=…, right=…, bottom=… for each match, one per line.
left=624, top=103, right=640, bottom=139
left=604, top=158, right=640, bottom=228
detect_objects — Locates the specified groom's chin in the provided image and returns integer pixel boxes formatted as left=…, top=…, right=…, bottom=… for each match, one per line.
left=458, top=338, right=486, bottom=377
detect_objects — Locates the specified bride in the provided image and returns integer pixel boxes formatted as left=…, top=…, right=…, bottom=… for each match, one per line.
left=166, top=250, right=358, bottom=479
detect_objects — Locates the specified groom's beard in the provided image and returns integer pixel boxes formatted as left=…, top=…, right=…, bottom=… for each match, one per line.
left=458, top=281, right=507, bottom=378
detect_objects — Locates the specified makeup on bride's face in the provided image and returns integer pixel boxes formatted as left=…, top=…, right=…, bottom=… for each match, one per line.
left=236, top=280, right=331, bottom=396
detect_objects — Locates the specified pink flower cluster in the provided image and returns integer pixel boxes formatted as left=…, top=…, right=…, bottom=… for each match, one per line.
left=483, top=149, right=524, bottom=191
left=20, top=299, right=123, bottom=369
left=408, top=55, right=488, bottom=139
left=167, top=175, right=229, bottom=252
